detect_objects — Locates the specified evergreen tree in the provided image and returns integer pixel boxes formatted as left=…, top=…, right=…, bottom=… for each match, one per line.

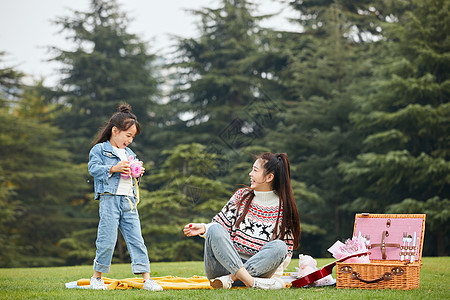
left=51, top=0, right=159, bottom=163
left=0, top=53, right=25, bottom=266
left=139, top=143, right=231, bottom=261
left=261, top=1, right=384, bottom=256
left=0, top=52, right=24, bottom=103
left=340, top=0, right=450, bottom=255
left=167, top=0, right=279, bottom=147
left=157, top=1, right=296, bottom=213
left=0, top=78, right=91, bottom=267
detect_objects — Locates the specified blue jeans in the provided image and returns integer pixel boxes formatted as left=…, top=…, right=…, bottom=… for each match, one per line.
left=93, top=194, right=150, bottom=274
left=204, top=223, right=287, bottom=280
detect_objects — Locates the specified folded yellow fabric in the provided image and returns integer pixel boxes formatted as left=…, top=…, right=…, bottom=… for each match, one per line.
left=77, top=275, right=213, bottom=290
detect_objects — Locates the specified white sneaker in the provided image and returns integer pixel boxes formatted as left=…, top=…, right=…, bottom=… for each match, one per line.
left=143, top=278, right=163, bottom=291
left=210, top=275, right=233, bottom=289
left=90, top=277, right=108, bottom=290
left=253, top=277, right=284, bottom=290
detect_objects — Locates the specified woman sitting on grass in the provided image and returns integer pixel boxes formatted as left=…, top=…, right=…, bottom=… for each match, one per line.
left=184, top=152, right=301, bottom=289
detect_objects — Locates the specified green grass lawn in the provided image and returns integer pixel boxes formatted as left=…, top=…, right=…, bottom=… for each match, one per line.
left=1, top=257, right=448, bottom=299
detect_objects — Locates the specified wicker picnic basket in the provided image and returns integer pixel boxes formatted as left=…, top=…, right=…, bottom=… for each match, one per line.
left=336, top=213, right=426, bottom=290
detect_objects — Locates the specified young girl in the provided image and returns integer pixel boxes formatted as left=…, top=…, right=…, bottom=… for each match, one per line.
left=87, top=104, right=162, bottom=291
left=184, top=152, right=301, bottom=289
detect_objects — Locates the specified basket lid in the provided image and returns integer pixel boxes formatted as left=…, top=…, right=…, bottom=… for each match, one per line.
left=353, top=214, right=426, bottom=262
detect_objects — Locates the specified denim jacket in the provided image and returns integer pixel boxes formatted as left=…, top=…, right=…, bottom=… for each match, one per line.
left=88, top=140, right=137, bottom=200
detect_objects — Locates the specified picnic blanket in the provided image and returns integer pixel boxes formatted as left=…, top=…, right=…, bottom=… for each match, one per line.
left=65, top=274, right=326, bottom=290
left=66, top=275, right=213, bottom=290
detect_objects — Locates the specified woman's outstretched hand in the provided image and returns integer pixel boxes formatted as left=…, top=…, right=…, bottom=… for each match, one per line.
left=183, top=223, right=206, bottom=237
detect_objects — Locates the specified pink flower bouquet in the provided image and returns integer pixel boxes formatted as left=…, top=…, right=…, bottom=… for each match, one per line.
left=328, top=236, right=370, bottom=263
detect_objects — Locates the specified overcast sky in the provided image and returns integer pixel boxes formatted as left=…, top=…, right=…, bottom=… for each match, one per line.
left=0, top=0, right=299, bottom=86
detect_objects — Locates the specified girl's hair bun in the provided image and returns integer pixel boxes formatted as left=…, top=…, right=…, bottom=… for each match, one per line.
left=118, top=103, right=132, bottom=114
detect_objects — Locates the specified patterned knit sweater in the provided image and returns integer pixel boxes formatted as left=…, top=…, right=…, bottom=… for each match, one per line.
left=207, top=188, right=294, bottom=260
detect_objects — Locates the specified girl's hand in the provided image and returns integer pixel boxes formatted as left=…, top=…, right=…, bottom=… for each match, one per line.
left=110, top=160, right=130, bottom=175
left=139, top=161, right=145, bottom=176
left=183, top=223, right=206, bottom=237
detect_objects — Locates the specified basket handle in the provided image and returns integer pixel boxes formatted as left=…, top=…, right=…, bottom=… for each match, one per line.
left=351, top=271, right=393, bottom=284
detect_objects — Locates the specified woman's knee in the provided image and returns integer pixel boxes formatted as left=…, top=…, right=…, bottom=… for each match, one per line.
left=270, top=240, right=288, bottom=257
left=207, top=223, right=226, bottom=238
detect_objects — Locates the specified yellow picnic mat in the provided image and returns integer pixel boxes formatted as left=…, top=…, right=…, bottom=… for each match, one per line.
left=76, top=275, right=213, bottom=290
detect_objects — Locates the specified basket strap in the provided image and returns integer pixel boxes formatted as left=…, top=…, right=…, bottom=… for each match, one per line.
left=368, top=230, right=400, bottom=259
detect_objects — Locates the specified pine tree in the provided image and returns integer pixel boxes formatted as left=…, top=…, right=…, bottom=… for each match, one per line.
left=261, top=1, right=385, bottom=255
left=0, top=77, right=91, bottom=266
left=51, top=0, right=159, bottom=163
left=340, top=0, right=450, bottom=255
left=167, top=0, right=279, bottom=146
left=0, top=53, right=25, bottom=266
left=138, top=143, right=231, bottom=261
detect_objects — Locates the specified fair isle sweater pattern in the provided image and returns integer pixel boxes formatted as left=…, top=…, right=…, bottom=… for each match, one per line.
left=212, top=188, right=294, bottom=258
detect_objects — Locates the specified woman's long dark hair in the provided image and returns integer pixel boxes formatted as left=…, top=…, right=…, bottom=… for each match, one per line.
left=235, top=152, right=301, bottom=249
left=93, top=103, right=141, bottom=145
